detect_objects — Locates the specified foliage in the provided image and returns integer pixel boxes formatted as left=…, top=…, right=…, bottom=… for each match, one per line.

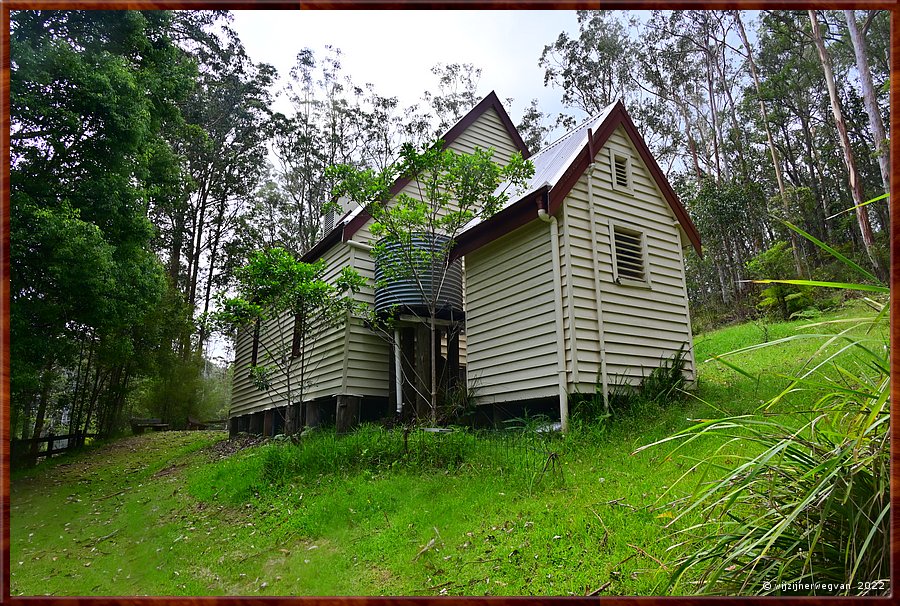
left=214, top=248, right=364, bottom=432
left=645, top=220, right=890, bottom=596
left=10, top=10, right=198, bottom=442
left=746, top=241, right=813, bottom=319
left=640, top=345, right=689, bottom=403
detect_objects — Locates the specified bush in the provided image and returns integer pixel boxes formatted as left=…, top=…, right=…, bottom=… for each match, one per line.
left=746, top=241, right=814, bottom=320
left=641, top=345, right=688, bottom=403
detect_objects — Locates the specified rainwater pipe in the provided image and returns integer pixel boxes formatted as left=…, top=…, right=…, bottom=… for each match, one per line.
left=537, top=188, right=570, bottom=433
left=394, top=327, right=403, bottom=415
left=586, top=128, right=610, bottom=412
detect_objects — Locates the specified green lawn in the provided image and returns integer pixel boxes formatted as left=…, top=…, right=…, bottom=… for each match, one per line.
left=10, top=302, right=884, bottom=596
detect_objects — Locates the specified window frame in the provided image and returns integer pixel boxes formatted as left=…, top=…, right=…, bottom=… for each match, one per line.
left=609, top=219, right=651, bottom=288
left=609, top=147, right=634, bottom=195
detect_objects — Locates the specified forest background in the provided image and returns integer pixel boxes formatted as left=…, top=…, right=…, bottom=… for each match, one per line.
left=8, top=9, right=890, bottom=444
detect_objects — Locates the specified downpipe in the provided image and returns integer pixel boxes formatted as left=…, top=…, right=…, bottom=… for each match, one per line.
left=538, top=201, right=570, bottom=433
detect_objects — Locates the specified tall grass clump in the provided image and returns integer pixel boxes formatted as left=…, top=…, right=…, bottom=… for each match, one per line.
left=257, top=423, right=563, bottom=493
left=643, top=217, right=890, bottom=596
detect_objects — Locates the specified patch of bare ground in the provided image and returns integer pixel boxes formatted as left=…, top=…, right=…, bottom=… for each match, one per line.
left=205, top=433, right=269, bottom=460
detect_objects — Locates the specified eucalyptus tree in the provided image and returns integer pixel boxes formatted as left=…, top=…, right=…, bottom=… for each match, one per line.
left=843, top=10, right=889, bottom=193
left=516, top=98, right=552, bottom=153
left=808, top=10, right=882, bottom=279
left=423, top=62, right=484, bottom=135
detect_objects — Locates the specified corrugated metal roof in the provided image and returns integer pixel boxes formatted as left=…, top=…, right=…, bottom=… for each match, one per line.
left=464, top=102, right=617, bottom=232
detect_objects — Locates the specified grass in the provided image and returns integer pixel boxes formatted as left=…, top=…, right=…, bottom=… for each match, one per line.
left=10, top=301, right=883, bottom=596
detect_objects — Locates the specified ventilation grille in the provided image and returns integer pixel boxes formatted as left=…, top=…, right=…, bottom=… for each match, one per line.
left=614, top=155, right=629, bottom=188
left=323, top=208, right=335, bottom=233
left=614, top=227, right=645, bottom=281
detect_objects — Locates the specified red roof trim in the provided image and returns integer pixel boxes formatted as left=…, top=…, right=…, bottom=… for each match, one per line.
left=299, top=224, right=343, bottom=263
left=450, top=185, right=550, bottom=261
left=341, top=91, right=530, bottom=245
left=456, top=102, right=703, bottom=258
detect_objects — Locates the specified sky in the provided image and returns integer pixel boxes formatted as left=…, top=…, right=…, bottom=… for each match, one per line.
left=230, top=10, right=586, bottom=134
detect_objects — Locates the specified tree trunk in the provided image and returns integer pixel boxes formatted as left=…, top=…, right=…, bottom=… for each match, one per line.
left=676, top=98, right=703, bottom=180
left=809, top=10, right=883, bottom=279
left=844, top=10, right=890, bottom=193
left=29, top=364, right=55, bottom=465
left=733, top=11, right=804, bottom=276
left=430, top=313, right=437, bottom=425
left=704, top=46, right=723, bottom=183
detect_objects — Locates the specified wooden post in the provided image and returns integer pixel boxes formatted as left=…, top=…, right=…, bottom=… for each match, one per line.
left=447, top=328, right=460, bottom=389
left=414, top=322, right=431, bottom=421
left=305, top=401, right=322, bottom=428
left=336, top=395, right=360, bottom=434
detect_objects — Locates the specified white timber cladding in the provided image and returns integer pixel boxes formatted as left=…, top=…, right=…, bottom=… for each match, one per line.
left=230, top=242, right=353, bottom=416
left=563, top=125, right=695, bottom=392
left=465, top=220, right=559, bottom=402
left=232, top=106, right=521, bottom=416
left=343, top=243, right=391, bottom=396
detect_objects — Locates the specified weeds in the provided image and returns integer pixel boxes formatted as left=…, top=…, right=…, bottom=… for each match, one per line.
left=644, top=215, right=890, bottom=596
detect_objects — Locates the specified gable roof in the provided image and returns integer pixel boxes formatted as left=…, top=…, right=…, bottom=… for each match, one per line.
left=301, top=91, right=530, bottom=263
left=452, top=101, right=702, bottom=259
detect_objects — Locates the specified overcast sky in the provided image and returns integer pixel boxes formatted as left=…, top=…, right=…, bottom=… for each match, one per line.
left=231, top=10, right=587, bottom=133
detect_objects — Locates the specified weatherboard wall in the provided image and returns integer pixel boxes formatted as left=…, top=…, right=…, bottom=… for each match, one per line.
left=562, top=125, right=696, bottom=393
left=464, top=220, right=559, bottom=402
left=231, top=242, right=353, bottom=417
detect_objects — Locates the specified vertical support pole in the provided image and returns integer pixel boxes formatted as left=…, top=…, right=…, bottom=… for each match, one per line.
left=447, top=327, right=459, bottom=389
left=414, top=322, right=431, bottom=421
left=544, top=206, right=570, bottom=433
left=586, top=160, right=610, bottom=412
left=336, top=395, right=360, bottom=434
left=394, top=327, right=403, bottom=415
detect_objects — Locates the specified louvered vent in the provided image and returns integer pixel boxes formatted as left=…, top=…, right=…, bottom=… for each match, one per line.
left=323, top=208, right=335, bottom=233
left=614, top=155, right=629, bottom=188
left=613, top=226, right=645, bottom=281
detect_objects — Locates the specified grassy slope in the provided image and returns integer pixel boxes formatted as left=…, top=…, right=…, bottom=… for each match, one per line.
left=10, top=303, right=884, bottom=596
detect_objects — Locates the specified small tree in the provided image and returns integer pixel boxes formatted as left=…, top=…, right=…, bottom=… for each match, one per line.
left=215, top=247, right=364, bottom=434
left=328, top=141, right=533, bottom=424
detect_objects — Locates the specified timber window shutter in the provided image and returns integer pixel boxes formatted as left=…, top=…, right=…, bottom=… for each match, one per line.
left=610, top=221, right=650, bottom=287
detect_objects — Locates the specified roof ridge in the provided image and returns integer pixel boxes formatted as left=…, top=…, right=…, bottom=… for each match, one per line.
left=531, top=103, right=616, bottom=159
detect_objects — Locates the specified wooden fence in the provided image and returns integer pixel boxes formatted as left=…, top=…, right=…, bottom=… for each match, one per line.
left=11, top=432, right=99, bottom=466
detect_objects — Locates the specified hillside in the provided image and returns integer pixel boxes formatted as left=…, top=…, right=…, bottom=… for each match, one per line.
left=11, top=303, right=884, bottom=596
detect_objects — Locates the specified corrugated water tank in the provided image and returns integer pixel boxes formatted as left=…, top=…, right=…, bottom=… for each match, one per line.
left=374, top=234, right=464, bottom=317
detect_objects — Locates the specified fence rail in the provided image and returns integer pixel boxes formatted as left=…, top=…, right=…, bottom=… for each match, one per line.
left=11, top=432, right=99, bottom=463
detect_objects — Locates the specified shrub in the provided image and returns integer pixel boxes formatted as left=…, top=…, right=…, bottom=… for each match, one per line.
left=641, top=344, right=688, bottom=403
left=746, top=241, right=814, bottom=320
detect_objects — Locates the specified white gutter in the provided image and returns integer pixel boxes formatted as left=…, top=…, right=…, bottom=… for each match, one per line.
left=537, top=198, right=570, bottom=433
left=587, top=161, right=610, bottom=412
left=347, top=239, right=372, bottom=251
